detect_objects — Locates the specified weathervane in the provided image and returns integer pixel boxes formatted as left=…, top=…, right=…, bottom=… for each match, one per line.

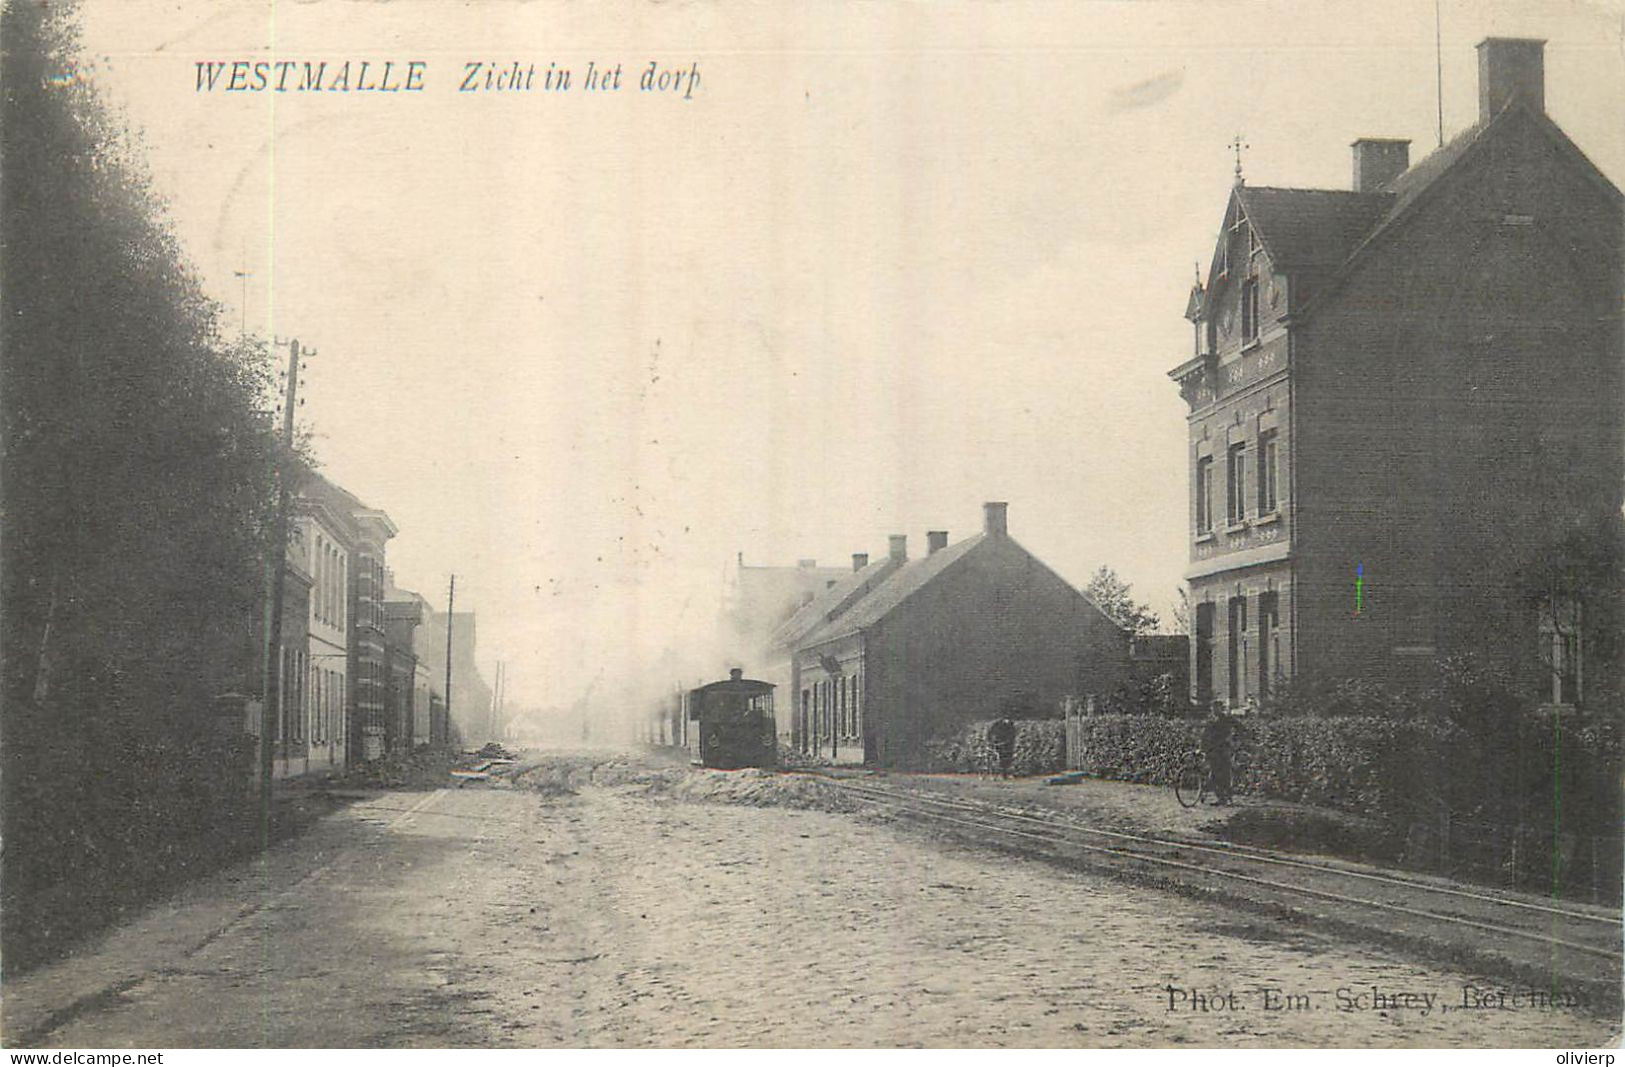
left=1230, top=133, right=1250, bottom=185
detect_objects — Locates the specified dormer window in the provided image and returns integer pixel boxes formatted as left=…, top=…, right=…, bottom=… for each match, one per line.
left=1241, top=274, right=1260, bottom=342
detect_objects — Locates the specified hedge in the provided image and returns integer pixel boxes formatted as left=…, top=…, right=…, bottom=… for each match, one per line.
left=1068, top=712, right=1621, bottom=838
left=925, top=719, right=1066, bottom=777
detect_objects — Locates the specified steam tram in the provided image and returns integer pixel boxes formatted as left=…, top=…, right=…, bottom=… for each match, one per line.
left=687, top=668, right=777, bottom=769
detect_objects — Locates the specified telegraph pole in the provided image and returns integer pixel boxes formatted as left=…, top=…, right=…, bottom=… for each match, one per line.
left=489, top=661, right=502, bottom=742
left=444, top=575, right=456, bottom=745
left=259, top=338, right=308, bottom=845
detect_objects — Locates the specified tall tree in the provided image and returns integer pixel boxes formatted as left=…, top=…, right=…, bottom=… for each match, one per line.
left=1083, top=565, right=1161, bottom=635
left=2, top=0, right=280, bottom=971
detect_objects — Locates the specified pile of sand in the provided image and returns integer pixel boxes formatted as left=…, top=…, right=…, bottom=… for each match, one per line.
left=666, top=768, right=866, bottom=814
left=507, top=752, right=865, bottom=815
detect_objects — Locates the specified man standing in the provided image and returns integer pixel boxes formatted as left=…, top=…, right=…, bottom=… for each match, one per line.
left=1201, top=706, right=1234, bottom=805
left=987, top=717, right=1017, bottom=779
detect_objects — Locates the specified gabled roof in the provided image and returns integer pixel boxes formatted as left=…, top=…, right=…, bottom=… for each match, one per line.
left=1339, top=102, right=1623, bottom=286
left=1202, top=100, right=1622, bottom=315
left=1233, top=185, right=1393, bottom=271
left=797, top=534, right=987, bottom=647
left=770, top=554, right=901, bottom=651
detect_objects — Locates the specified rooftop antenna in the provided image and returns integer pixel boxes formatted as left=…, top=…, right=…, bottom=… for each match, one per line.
left=1435, top=0, right=1445, bottom=148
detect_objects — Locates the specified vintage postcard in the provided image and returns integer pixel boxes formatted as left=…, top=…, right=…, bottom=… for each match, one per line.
left=2, top=0, right=1621, bottom=1052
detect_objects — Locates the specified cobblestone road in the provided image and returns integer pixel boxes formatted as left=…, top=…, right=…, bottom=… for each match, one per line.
left=6, top=768, right=1615, bottom=1048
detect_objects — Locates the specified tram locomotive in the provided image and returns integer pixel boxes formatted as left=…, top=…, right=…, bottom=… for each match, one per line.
left=687, top=668, right=777, bottom=770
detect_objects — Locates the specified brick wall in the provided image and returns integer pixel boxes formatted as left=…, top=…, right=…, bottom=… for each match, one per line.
left=1294, top=107, right=1624, bottom=692
left=864, top=537, right=1130, bottom=767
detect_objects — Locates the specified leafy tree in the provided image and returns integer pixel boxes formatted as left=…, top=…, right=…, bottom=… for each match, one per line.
left=1515, top=512, right=1624, bottom=710
left=1083, top=565, right=1161, bottom=634
left=2, top=0, right=280, bottom=972
left=1171, top=586, right=1192, bottom=635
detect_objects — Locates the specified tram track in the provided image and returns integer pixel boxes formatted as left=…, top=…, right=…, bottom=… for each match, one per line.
left=797, top=773, right=1623, bottom=1009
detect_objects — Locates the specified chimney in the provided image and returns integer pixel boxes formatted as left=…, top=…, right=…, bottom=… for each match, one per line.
left=1477, top=38, right=1545, bottom=121
left=888, top=534, right=908, bottom=563
left=927, top=531, right=948, bottom=555
left=983, top=502, right=1008, bottom=537
left=729, top=667, right=743, bottom=681
left=1351, top=138, right=1410, bottom=193
left=851, top=552, right=869, bottom=572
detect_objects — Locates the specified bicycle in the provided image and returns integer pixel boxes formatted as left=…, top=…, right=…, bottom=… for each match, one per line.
left=1174, top=752, right=1215, bottom=809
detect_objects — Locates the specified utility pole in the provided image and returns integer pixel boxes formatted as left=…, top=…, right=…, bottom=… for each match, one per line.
left=259, top=338, right=308, bottom=845
left=444, top=575, right=456, bottom=746
left=489, top=660, right=504, bottom=742
left=233, top=268, right=251, bottom=337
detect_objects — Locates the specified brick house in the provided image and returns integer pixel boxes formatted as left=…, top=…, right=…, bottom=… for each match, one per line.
left=1168, top=38, right=1623, bottom=710
left=791, top=503, right=1131, bottom=767
left=765, top=539, right=907, bottom=747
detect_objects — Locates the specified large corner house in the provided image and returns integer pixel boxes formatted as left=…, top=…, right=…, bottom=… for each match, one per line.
left=1169, top=38, right=1623, bottom=711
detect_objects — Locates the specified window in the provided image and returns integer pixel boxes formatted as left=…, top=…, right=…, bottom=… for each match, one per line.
left=1242, top=275, right=1259, bottom=342
left=1228, top=596, right=1248, bottom=705
left=852, top=672, right=863, bottom=740
left=1197, top=456, right=1214, bottom=534
left=1539, top=598, right=1583, bottom=705
left=1226, top=442, right=1247, bottom=525
left=1258, top=430, right=1279, bottom=514
left=1258, top=593, right=1279, bottom=697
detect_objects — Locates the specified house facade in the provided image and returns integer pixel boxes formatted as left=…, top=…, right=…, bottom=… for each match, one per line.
left=791, top=503, right=1131, bottom=767
left=1169, top=38, right=1623, bottom=710
left=299, top=472, right=399, bottom=762
left=383, top=594, right=424, bottom=754
left=292, top=497, right=352, bottom=773
left=766, top=540, right=906, bottom=748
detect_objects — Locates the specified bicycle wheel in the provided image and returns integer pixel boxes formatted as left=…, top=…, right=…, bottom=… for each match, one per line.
left=1174, top=759, right=1206, bottom=808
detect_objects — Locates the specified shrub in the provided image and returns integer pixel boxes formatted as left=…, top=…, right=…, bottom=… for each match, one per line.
left=925, top=719, right=1067, bottom=776
left=1069, top=714, right=1203, bottom=784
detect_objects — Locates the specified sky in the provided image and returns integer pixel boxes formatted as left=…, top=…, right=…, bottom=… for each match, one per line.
left=70, top=0, right=1625, bottom=715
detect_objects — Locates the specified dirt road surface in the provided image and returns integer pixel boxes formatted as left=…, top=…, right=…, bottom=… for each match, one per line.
left=6, top=764, right=1615, bottom=1048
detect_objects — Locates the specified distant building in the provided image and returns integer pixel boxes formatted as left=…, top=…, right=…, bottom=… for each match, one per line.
left=1168, top=38, right=1622, bottom=709
left=789, top=503, right=1132, bottom=767
left=720, top=554, right=848, bottom=688
left=383, top=592, right=424, bottom=754
left=419, top=609, right=493, bottom=747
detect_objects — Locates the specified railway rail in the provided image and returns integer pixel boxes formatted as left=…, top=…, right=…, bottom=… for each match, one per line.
left=800, top=773, right=1623, bottom=1007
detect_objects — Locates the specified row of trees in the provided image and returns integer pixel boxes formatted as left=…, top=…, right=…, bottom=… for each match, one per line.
left=2, top=2, right=286, bottom=973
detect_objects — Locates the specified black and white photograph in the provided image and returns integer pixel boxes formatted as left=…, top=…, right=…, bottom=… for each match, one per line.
left=1, top=0, right=1622, bottom=1051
